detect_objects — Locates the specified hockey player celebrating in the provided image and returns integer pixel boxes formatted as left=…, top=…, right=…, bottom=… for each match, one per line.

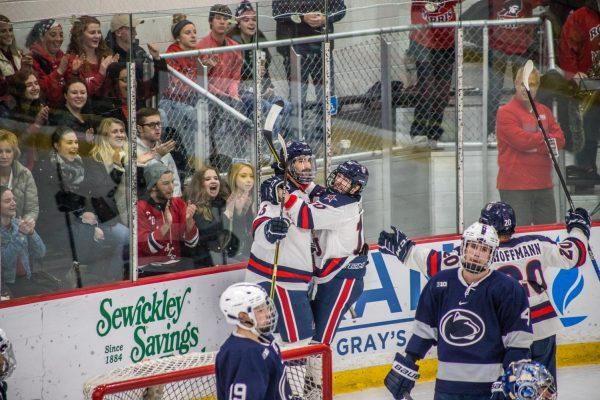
left=479, top=202, right=590, bottom=382
left=492, top=360, right=557, bottom=400
left=0, top=328, right=15, bottom=400
left=216, top=282, right=292, bottom=400
left=379, top=222, right=533, bottom=400
left=272, top=140, right=324, bottom=202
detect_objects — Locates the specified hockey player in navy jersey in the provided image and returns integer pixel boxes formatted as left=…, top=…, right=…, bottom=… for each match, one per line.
left=0, top=328, right=15, bottom=400
left=379, top=222, right=533, bottom=400
left=479, top=202, right=590, bottom=383
left=216, top=282, right=292, bottom=400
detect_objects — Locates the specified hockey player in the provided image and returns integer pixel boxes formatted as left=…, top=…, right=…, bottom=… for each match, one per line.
left=0, top=328, right=15, bottom=400
left=492, top=360, right=557, bottom=400
left=272, top=140, right=324, bottom=202
left=479, top=202, right=590, bottom=382
left=216, top=282, right=292, bottom=400
left=380, top=222, right=533, bottom=400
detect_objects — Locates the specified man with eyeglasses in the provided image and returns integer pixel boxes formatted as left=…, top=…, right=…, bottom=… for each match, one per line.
left=136, top=107, right=182, bottom=196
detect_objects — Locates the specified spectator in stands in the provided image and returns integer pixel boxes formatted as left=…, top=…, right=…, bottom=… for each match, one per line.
left=197, top=4, right=242, bottom=100
left=90, top=118, right=128, bottom=225
left=272, top=0, right=346, bottom=143
left=136, top=107, right=181, bottom=197
left=0, top=130, right=38, bottom=222
left=1, top=186, right=46, bottom=298
left=49, top=77, right=99, bottom=156
left=229, top=2, right=290, bottom=133
left=558, top=3, right=600, bottom=184
left=487, top=0, right=541, bottom=137
left=137, top=162, right=198, bottom=267
left=25, top=19, right=67, bottom=108
left=0, top=15, right=33, bottom=96
left=105, top=15, right=167, bottom=109
left=407, top=0, right=461, bottom=147
left=224, top=161, right=255, bottom=260
left=33, top=126, right=127, bottom=280
left=496, top=65, right=565, bottom=225
left=184, top=165, right=235, bottom=268
left=0, top=69, right=50, bottom=166
left=66, top=15, right=118, bottom=100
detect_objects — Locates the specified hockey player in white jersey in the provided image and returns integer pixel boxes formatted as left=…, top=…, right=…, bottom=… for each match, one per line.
left=479, top=202, right=590, bottom=383
left=378, top=201, right=590, bottom=384
left=0, top=328, right=15, bottom=400
left=380, top=222, right=533, bottom=400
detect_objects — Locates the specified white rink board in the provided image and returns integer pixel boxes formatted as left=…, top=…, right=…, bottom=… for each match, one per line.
left=2, top=226, right=600, bottom=399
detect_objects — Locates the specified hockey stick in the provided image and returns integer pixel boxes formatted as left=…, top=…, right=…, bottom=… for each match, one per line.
left=522, top=60, right=600, bottom=281
left=260, top=100, right=288, bottom=299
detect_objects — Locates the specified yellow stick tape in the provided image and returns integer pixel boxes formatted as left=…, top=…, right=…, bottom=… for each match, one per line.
left=333, top=342, right=600, bottom=395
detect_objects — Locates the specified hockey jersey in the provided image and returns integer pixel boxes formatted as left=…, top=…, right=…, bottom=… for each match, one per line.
left=406, top=228, right=588, bottom=340
left=558, top=6, right=600, bottom=78
left=406, top=268, right=533, bottom=395
left=216, top=333, right=292, bottom=400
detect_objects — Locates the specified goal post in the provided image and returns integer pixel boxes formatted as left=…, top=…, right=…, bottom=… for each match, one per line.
left=84, top=344, right=333, bottom=400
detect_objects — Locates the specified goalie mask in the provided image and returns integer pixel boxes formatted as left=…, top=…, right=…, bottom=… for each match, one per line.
left=284, top=141, right=315, bottom=184
left=0, top=328, right=16, bottom=380
left=219, top=283, right=278, bottom=337
left=502, top=361, right=557, bottom=400
left=326, top=160, right=369, bottom=196
left=479, top=201, right=516, bottom=237
left=461, top=222, right=499, bottom=274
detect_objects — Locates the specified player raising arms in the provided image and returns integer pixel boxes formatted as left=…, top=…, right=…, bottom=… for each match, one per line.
left=216, top=282, right=292, bottom=400
left=379, top=222, right=533, bottom=400
left=478, top=202, right=590, bottom=383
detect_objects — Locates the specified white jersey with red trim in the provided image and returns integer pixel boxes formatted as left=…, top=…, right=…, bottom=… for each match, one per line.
left=404, top=228, right=588, bottom=341
left=283, top=191, right=364, bottom=284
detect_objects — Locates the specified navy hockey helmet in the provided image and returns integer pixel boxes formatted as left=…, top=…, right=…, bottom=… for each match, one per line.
left=502, top=361, right=556, bottom=400
left=479, top=201, right=516, bottom=237
left=327, top=160, right=369, bottom=196
left=283, top=140, right=315, bottom=184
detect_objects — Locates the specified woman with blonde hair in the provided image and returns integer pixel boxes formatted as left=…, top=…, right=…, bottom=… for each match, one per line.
left=65, top=15, right=119, bottom=99
left=90, top=117, right=129, bottom=225
left=184, top=165, right=236, bottom=268
left=225, top=161, right=255, bottom=260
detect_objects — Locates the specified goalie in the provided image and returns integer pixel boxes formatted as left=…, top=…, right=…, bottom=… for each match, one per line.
left=216, top=282, right=293, bottom=400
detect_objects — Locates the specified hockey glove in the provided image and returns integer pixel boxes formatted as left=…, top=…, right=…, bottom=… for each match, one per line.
left=378, top=226, right=415, bottom=263
left=264, top=217, right=290, bottom=244
left=566, top=207, right=591, bottom=239
left=490, top=378, right=508, bottom=400
left=384, top=352, right=419, bottom=400
left=271, top=161, right=285, bottom=176
left=260, top=176, right=287, bottom=205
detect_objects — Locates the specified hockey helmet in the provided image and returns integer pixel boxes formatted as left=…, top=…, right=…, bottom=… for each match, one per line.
left=461, top=222, right=499, bottom=274
left=0, top=328, right=16, bottom=380
left=283, top=141, right=315, bottom=184
left=502, top=361, right=557, bottom=400
left=479, top=201, right=516, bottom=237
left=326, top=160, right=369, bottom=196
left=219, top=283, right=278, bottom=337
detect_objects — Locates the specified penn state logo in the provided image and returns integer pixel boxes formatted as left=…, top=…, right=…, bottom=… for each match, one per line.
left=440, top=309, right=486, bottom=347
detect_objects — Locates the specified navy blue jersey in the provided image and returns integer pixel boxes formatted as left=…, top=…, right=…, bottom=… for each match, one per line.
left=406, top=268, right=533, bottom=396
left=216, top=334, right=292, bottom=400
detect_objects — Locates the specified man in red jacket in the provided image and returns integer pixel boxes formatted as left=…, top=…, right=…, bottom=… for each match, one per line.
left=558, top=2, right=600, bottom=182
left=496, top=64, right=565, bottom=225
left=137, top=163, right=198, bottom=267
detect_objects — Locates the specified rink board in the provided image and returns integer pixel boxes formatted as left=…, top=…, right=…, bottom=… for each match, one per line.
left=1, top=225, right=600, bottom=399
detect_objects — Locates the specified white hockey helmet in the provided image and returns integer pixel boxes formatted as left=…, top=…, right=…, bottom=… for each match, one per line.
left=0, top=328, right=16, bottom=380
left=219, top=283, right=278, bottom=337
left=461, top=222, right=499, bottom=274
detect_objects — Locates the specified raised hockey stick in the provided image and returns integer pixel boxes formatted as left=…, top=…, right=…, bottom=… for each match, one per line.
left=522, top=60, right=600, bottom=281
left=260, top=100, right=288, bottom=299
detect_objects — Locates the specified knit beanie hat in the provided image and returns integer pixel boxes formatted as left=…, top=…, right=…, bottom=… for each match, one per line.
left=144, top=163, right=171, bottom=192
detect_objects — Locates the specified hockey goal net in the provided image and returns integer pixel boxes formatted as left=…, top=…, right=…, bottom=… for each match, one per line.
left=83, top=344, right=332, bottom=400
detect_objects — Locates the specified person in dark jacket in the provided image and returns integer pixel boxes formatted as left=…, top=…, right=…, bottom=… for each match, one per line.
left=271, top=0, right=346, bottom=143
left=184, top=165, right=237, bottom=267
left=32, top=126, right=127, bottom=282
left=224, top=161, right=256, bottom=261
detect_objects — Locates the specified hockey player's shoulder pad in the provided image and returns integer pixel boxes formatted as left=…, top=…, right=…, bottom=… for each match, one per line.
left=502, top=234, right=555, bottom=247
left=316, top=191, right=358, bottom=207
